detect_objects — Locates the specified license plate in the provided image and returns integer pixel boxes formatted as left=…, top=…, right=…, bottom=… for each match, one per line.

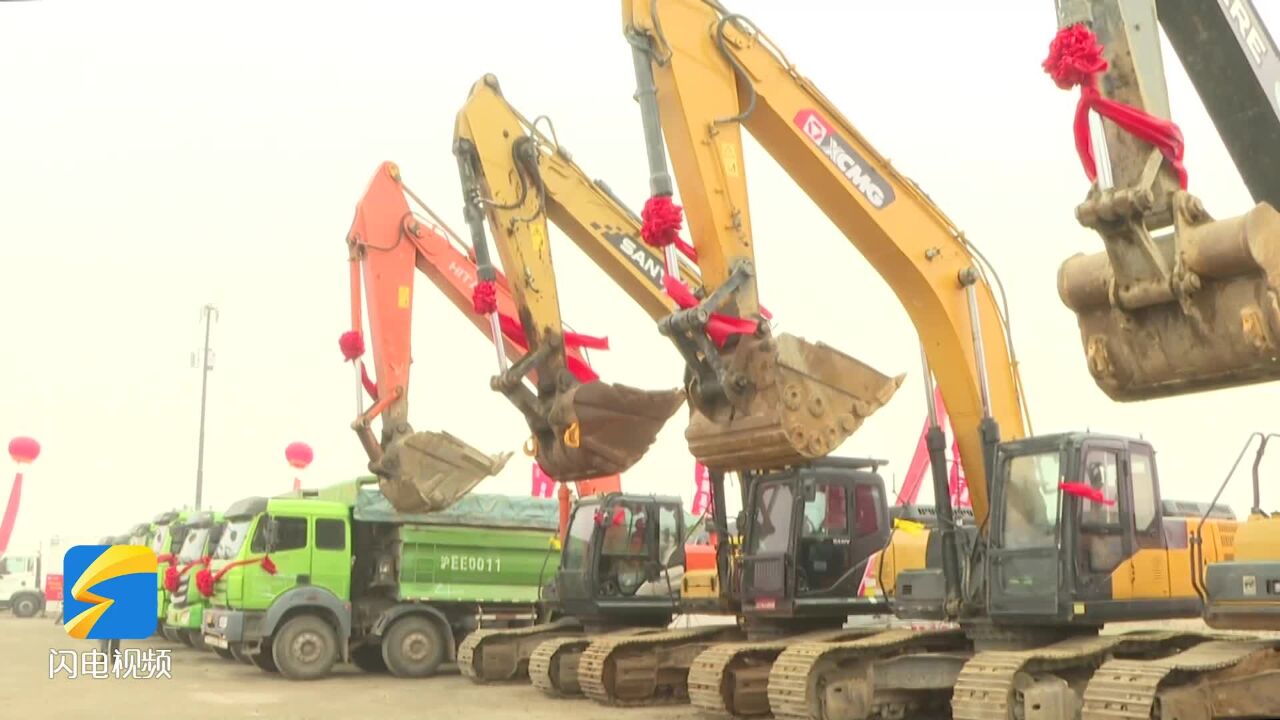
left=204, top=634, right=228, bottom=649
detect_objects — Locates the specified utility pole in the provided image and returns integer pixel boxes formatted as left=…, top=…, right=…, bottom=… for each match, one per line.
left=192, top=304, right=218, bottom=510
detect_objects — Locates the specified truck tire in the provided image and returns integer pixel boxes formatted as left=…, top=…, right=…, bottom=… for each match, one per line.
left=271, top=614, right=339, bottom=681
left=213, top=647, right=235, bottom=661
left=381, top=615, right=445, bottom=679
left=247, top=645, right=278, bottom=673
left=12, top=594, right=40, bottom=618
left=351, top=644, right=388, bottom=673
left=182, top=629, right=206, bottom=651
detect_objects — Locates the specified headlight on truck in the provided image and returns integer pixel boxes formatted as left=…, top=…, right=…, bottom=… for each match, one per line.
left=218, top=616, right=228, bottom=629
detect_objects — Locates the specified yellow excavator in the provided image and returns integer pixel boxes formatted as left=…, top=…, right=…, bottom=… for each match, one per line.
left=447, top=76, right=941, bottom=706
left=452, top=88, right=687, bottom=485
left=1043, top=0, right=1280, bottom=642
left=613, top=1, right=1280, bottom=719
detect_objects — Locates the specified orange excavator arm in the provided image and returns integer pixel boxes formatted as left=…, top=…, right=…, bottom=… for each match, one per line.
left=343, top=161, right=598, bottom=514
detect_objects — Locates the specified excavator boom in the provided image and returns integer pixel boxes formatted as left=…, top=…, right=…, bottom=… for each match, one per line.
left=342, top=162, right=596, bottom=512
left=626, top=0, right=1029, bottom=521
left=453, top=81, right=686, bottom=483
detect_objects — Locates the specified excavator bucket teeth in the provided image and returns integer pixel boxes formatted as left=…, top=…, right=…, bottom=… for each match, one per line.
left=686, top=333, right=904, bottom=471
left=377, top=430, right=513, bottom=514
left=533, top=382, right=686, bottom=483
left=1059, top=202, right=1280, bottom=401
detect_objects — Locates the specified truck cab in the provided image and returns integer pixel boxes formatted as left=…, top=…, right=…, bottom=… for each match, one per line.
left=163, top=510, right=224, bottom=650
left=150, top=510, right=193, bottom=640
left=0, top=554, right=43, bottom=617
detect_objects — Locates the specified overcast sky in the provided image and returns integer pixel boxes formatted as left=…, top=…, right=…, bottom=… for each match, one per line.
left=3, top=1, right=1278, bottom=549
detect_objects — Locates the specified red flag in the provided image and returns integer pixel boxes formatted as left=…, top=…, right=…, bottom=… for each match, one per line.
left=531, top=463, right=555, bottom=499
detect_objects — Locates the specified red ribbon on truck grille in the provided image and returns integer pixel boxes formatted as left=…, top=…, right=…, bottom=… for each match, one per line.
left=196, top=555, right=277, bottom=597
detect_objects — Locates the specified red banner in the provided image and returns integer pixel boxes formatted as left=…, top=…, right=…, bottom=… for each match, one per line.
left=44, top=573, right=63, bottom=602
left=692, top=463, right=712, bottom=516
left=531, top=463, right=555, bottom=498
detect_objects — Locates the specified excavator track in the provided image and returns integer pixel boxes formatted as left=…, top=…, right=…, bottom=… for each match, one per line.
left=950, top=631, right=1211, bottom=720
left=688, top=629, right=881, bottom=718
left=528, top=628, right=668, bottom=697
left=768, top=627, right=968, bottom=720
left=1081, top=638, right=1280, bottom=720
left=578, top=625, right=744, bottom=706
left=457, top=617, right=582, bottom=682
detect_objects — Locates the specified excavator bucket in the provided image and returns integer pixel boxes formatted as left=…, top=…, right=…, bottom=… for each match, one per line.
left=1059, top=199, right=1280, bottom=401
left=533, top=382, right=686, bottom=483
left=376, top=430, right=513, bottom=514
left=686, top=333, right=905, bottom=471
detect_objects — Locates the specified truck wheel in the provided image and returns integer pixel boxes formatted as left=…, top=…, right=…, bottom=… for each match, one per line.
left=213, top=647, right=235, bottom=661
left=248, top=645, right=278, bottom=673
left=182, top=629, right=206, bottom=651
left=271, top=614, right=339, bottom=681
left=382, top=616, right=445, bottom=679
left=351, top=644, right=388, bottom=673
left=12, top=594, right=40, bottom=618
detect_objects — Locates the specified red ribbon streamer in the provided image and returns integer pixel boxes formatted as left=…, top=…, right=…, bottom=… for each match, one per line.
left=496, top=312, right=605, bottom=383
left=1059, top=482, right=1117, bottom=506
left=1043, top=24, right=1188, bottom=189
left=0, top=472, right=22, bottom=559
left=339, top=330, right=380, bottom=401
left=196, top=554, right=278, bottom=597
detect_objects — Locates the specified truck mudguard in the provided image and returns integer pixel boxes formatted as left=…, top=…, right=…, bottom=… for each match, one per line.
left=369, top=604, right=458, bottom=661
left=262, top=585, right=352, bottom=658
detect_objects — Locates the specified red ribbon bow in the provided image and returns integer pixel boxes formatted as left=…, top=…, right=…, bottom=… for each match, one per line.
left=1043, top=24, right=1188, bottom=189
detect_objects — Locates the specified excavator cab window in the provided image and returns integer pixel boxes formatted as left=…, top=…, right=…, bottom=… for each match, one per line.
left=562, top=505, right=597, bottom=572
left=1079, top=447, right=1126, bottom=577
left=747, top=481, right=794, bottom=556
left=597, top=501, right=652, bottom=597
left=656, top=503, right=682, bottom=569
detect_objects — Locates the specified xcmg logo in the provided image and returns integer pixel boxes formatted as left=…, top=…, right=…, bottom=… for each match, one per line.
left=63, top=545, right=157, bottom=640
left=794, top=109, right=895, bottom=209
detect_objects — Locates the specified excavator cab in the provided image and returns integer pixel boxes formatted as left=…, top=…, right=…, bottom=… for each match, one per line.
left=970, top=432, right=1235, bottom=628
left=552, top=492, right=687, bottom=629
left=738, top=457, right=891, bottom=632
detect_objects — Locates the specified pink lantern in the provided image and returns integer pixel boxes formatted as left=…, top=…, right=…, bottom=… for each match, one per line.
left=8, top=437, right=40, bottom=465
left=285, top=442, right=314, bottom=470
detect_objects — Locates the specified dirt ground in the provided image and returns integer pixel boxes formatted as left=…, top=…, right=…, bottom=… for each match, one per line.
left=0, top=613, right=704, bottom=720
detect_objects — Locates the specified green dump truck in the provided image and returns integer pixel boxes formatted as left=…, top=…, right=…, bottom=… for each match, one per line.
left=202, top=480, right=562, bottom=681
left=163, top=511, right=225, bottom=651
